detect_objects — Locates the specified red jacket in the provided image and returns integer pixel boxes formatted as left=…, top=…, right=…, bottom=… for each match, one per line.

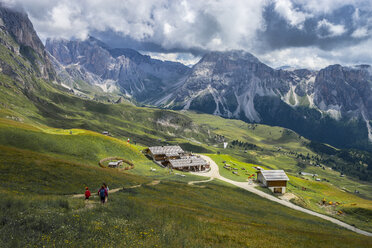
left=85, top=190, right=91, bottom=198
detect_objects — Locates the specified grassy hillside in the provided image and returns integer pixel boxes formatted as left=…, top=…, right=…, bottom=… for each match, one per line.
left=181, top=113, right=371, bottom=232
left=0, top=118, right=204, bottom=182
left=0, top=145, right=148, bottom=195
left=187, top=112, right=372, bottom=197
left=1, top=83, right=372, bottom=233
left=1, top=143, right=371, bottom=247
left=206, top=153, right=372, bottom=232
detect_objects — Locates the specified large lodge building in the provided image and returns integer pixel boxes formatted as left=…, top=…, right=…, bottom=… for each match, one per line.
left=145, top=145, right=209, bottom=172
left=147, top=145, right=184, bottom=161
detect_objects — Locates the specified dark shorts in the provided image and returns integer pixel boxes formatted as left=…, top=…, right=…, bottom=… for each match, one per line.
left=100, top=196, right=105, bottom=203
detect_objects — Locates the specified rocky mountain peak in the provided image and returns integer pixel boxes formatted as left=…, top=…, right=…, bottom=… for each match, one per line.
left=46, top=36, right=191, bottom=102
left=0, top=5, right=43, bottom=54
left=314, top=64, right=372, bottom=122
left=0, top=5, right=56, bottom=80
left=201, top=50, right=260, bottom=64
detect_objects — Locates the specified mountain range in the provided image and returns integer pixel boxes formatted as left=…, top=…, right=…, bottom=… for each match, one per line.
left=46, top=37, right=190, bottom=102
left=46, top=37, right=372, bottom=150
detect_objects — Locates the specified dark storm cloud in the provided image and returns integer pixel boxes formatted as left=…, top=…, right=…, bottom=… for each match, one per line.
left=259, top=4, right=371, bottom=51
left=91, top=29, right=208, bottom=56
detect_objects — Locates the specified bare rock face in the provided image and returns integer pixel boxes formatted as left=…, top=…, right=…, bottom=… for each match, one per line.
left=162, top=50, right=372, bottom=123
left=314, top=65, right=372, bottom=119
left=0, top=5, right=56, bottom=81
left=46, top=37, right=190, bottom=102
left=157, top=50, right=371, bottom=148
left=162, top=50, right=298, bottom=122
left=0, top=7, right=42, bottom=53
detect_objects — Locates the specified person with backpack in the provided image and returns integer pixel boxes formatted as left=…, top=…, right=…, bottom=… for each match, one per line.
left=85, top=187, right=91, bottom=200
left=103, top=183, right=109, bottom=202
left=98, top=185, right=107, bottom=204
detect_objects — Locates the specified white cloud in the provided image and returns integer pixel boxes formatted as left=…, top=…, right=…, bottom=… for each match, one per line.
left=260, top=47, right=335, bottom=69
left=142, top=51, right=200, bottom=66
left=294, top=0, right=372, bottom=15
left=2, top=0, right=268, bottom=52
left=317, top=19, right=346, bottom=38
left=351, top=27, right=369, bottom=38
left=274, top=0, right=311, bottom=28
left=261, top=38, right=372, bottom=69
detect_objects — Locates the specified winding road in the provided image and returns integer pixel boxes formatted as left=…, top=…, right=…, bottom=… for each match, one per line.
left=192, top=155, right=372, bottom=237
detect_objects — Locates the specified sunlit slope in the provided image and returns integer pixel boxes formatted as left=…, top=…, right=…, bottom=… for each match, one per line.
left=0, top=119, right=143, bottom=165
left=0, top=144, right=371, bottom=247
left=187, top=112, right=371, bottom=196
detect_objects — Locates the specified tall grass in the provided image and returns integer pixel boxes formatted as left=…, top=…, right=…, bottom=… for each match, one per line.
left=1, top=181, right=371, bottom=247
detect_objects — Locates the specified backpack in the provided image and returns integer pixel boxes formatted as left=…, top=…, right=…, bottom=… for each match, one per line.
left=99, top=188, right=106, bottom=197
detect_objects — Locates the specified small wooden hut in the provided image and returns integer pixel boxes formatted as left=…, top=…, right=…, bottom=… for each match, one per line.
left=257, top=170, right=289, bottom=194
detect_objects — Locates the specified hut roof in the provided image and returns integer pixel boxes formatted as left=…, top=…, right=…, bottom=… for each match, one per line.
left=108, top=161, right=122, bottom=166
left=169, top=157, right=207, bottom=168
left=260, top=170, right=289, bottom=181
left=148, top=145, right=184, bottom=156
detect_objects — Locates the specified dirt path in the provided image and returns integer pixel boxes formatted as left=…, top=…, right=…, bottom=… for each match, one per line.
left=147, top=180, right=160, bottom=186
left=70, top=181, right=159, bottom=199
left=71, top=181, right=161, bottom=212
left=71, top=187, right=125, bottom=198
left=188, top=177, right=214, bottom=185
left=192, top=155, right=372, bottom=237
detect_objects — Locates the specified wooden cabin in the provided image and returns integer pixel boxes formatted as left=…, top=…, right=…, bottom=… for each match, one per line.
left=257, top=170, right=289, bottom=194
left=146, top=145, right=184, bottom=161
left=168, top=156, right=209, bottom=172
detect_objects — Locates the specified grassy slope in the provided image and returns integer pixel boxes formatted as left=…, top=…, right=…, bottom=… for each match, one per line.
left=186, top=112, right=372, bottom=196
left=0, top=145, right=148, bottom=195
left=0, top=118, right=370, bottom=247
left=186, top=112, right=372, bottom=232
left=207, top=154, right=265, bottom=182
left=1, top=85, right=371, bottom=234
left=0, top=146, right=371, bottom=247
left=0, top=118, right=202, bottom=182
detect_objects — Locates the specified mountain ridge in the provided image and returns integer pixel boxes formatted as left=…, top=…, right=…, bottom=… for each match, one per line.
left=155, top=50, right=372, bottom=149
left=45, top=37, right=191, bottom=102
left=44, top=29, right=372, bottom=150
left=0, top=5, right=56, bottom=81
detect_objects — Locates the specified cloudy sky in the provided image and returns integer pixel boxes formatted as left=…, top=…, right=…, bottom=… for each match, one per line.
left=4, top=0, right=372, bottom=69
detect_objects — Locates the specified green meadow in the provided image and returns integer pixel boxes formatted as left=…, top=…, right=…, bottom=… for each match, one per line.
left=0, top=142, right=371, bottom=247
left=182, top=112, right=372, bottom=232
left=206, top=154, right=263, bottom=182
left=0, top=115, right=371, bottom=246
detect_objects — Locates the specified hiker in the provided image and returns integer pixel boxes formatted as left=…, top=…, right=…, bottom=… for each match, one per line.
left=98, top=185, right=108, bottom=204
left=85, top=187, right=91, bottom=200
left=103, top=183, right=109, bottom=202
